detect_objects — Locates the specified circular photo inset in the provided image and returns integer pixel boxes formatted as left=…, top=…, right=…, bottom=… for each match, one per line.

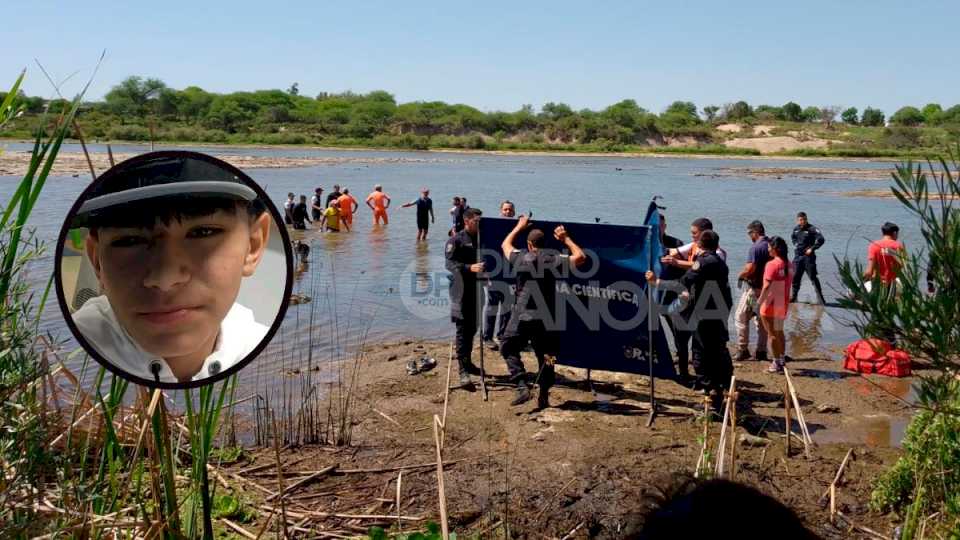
left=55, top=151, right=293, bottom=389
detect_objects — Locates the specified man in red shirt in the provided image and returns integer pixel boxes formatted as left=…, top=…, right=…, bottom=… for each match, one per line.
left=865, top=222, right=905, bottom=286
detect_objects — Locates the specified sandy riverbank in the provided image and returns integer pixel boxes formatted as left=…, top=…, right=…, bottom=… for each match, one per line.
left=0, top=149, right=465, bottom=177
left=220, top=338, right=919, bottom=538
left=696, top=167, right=891, bottom=181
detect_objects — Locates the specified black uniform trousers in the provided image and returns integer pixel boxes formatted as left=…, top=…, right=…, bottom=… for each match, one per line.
left=482, top=287, right=511, bottom=342
left=792, top=255, right=824, bottom=300
left=453, top=306, right=478, bottom=374
left=690, top=321, right=733, bottom=396
left=662, top=314, right=692, bottom=378
left=500, top=320, right=556, bottom=391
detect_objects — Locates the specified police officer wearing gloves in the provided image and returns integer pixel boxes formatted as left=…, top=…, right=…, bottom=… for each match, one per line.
left=790, top=211, right=826, bottom=304
left=445, top=208, right=485, bottom=389
left=499, top=214, right=587, bottom=409
left=646, top=229, right=733, bottom=413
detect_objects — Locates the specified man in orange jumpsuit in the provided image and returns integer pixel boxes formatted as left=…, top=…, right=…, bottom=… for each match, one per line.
left=366, top=184, right=391, bottom=225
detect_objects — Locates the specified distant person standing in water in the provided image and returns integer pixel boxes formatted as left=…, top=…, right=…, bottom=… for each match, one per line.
left=864, top=222, right=905, bottom=289
left=449, top=197, right=465, bottom=236
left=402, top=188, right=435, bottom=240
left=283, top=192, right=295, bottom=225
left=366, top=184, right=391, bottom=225
left=326, top=184, right=342, bottom=208
left=292, top=195, right=311, bottom=230
left=321, top=200, right=341, bottom=232
left=310, top=187, right=325, bottom=222
left=790, top=211, right=826, bottom=304
left=337, top=188, right=358, bottom=232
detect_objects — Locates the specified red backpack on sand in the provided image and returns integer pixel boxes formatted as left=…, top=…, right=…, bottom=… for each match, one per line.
left=843, top=339, right=912, bottom=377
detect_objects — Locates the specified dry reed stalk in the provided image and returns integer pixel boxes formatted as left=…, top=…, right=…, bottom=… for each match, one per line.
left=820, top=448, right=855, bottom=503
left=433, top=415, right=449, bottom=540
left=266, top=465, right=338, bottom=502
left=783, top=367, right=813, bottom=452
left=715, top=376, right=736, bottom=477
left=258, top=506, right=424, bottom=521
left=784, top=391, right=792, bottom=458
left=729, top=390, right=738, bottom=480
left=271, top=412, right=289, bottom=539
left=396, top=471, right=403, bottom=534
left=222, top=518, right=257, bottom=539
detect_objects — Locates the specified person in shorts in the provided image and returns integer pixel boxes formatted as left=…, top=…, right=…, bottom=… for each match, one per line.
left=71, top=154, right=272, bottom=384
left=402, top=188, right=435, bottom=241
left=758, top=236, right=793, bottom=373
left=337, top=188, right=358, bottom=231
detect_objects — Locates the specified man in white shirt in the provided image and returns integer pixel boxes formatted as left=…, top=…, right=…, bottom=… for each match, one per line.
left=70, top=153, right=272, bottom=385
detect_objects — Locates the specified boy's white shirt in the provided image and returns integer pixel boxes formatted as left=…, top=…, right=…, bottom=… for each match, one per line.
left=73, top=295, right=268, bottom=384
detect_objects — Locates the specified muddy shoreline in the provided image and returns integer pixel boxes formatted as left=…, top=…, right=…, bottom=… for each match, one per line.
left=221, top=338, right=920, bottom=538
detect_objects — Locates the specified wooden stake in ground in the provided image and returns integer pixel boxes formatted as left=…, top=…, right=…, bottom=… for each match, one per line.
left=433, top=415, right=449, bottom=540
left=395, top=471, right=403, bottom=534
left=715, top=376, right=736, bottom=477
left=441, top=343, right=453, bottom=450
left=784, top=391, right=792, bottom=458
left=729, top=390, right=738, bottom=480
left=694, top=396, right=711, bottom=478
left=783, top=367, right=813, bottom=456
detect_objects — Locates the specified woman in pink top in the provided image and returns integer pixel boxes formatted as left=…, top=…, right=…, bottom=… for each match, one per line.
left=757, top=236, right=792, bottom=373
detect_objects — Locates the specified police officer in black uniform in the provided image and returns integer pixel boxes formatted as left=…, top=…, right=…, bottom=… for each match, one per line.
left=648, top=229, right=733, bottom=412
left=657, top=213, right=693, bottom=385
left=790, top=211, right=826, bottom=304
left=445, top=207, right=485, bottom=388
left=499, top=214, right=587, bottom=408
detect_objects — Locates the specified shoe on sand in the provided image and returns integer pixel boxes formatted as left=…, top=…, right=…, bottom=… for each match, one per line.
left=405, top=361, right=420, bottom=376
left=735, top=349, right=751, bottom=362
left=511, top=385, right=532, bottom=406
left=417, top=357, right=437, bottom=373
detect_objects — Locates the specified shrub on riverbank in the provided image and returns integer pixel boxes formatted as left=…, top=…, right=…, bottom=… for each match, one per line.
left=838, top=148, right=960, bottom=537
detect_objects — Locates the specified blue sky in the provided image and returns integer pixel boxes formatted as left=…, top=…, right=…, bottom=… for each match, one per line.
left=5, top=0, right=959, bottom=115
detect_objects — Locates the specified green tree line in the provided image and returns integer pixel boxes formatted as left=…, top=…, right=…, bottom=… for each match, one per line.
left=3, top=76, right=960, bottom=152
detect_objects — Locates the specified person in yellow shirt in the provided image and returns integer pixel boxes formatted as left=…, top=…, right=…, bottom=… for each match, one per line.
left=321, top=200, right=341, bottom=232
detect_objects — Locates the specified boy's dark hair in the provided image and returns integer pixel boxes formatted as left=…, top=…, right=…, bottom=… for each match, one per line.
left=87, top=196, right=266, bottom=232
left=797, top=211, right=808, bottom=219
left=747, top=220, right=765, bottom=235
left=463, top=208, right=482, bottom=220
left=699, top=230, right=720, bottom=251
left=882, top=221, right=900, bottom=236
left=691, top=217, right=713, bottom=231
left=628, top=474, right=818, bottom=540
left=527, top=229, right=545, bottom=248
left=452, top=196, right=461, bottom=204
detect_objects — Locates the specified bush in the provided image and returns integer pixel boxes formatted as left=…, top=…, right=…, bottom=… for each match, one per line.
left=869, top=382, right=960, bottom=525
left=838, top=150, right=960, bottom=537
left=106, top=124, right=151, bottom=141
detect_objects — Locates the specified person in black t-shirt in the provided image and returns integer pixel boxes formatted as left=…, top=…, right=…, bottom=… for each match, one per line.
left=401, top=188, right=435, bottom=241
left=310, top=187, right=325, bottom=222
left=499, top=214, right=587, bottom=409
left=326, top=184, right=342, bottom=208
left=291, top=195, right=311, bottom=230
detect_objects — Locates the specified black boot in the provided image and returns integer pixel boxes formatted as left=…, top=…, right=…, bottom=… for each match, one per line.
left=537, top=387, right=550, bottom=409
left=814, top=284, right=827, bottom=305
left=511, top=383, right=532, bottom=406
